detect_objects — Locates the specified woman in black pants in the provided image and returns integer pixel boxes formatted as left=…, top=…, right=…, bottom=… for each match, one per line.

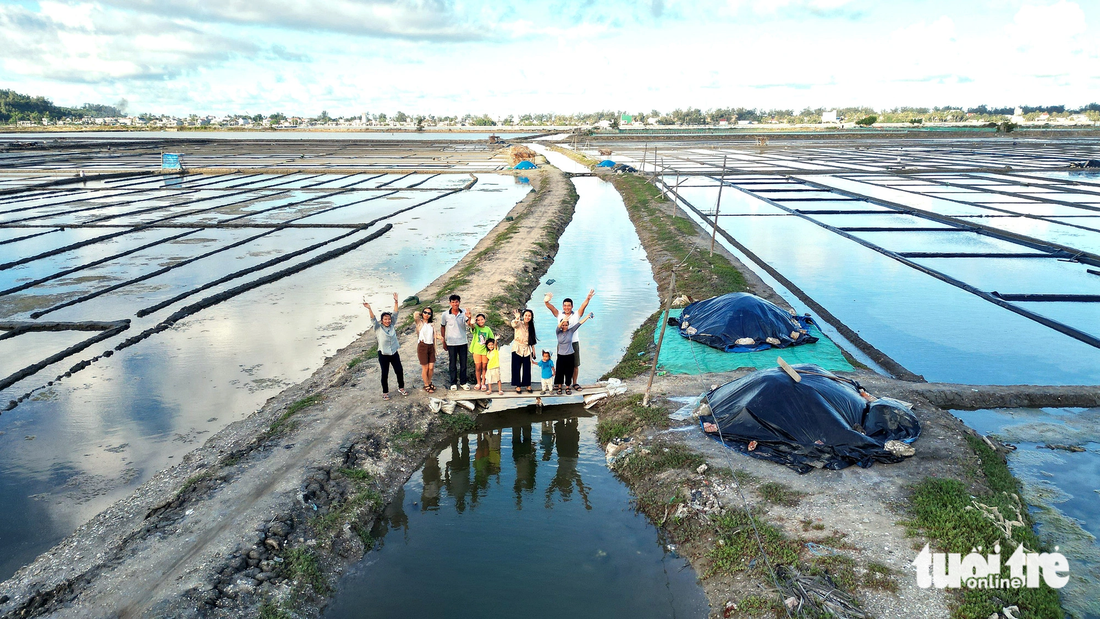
left=508, top=308, right=537, bottom=393
left=364, top=293, right=407, bottom=400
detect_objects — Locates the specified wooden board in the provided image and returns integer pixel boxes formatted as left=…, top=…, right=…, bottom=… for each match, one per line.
left=441, top=384, right=604, bottom=401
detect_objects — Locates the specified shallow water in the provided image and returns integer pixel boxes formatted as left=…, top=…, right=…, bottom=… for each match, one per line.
left=954, top=408, right=1100, bottom=619
left=324, top=163, right=700, bottom=618
left=0, top=174, right=530, bottom=580
left=324, top=411, right=708, bottom=619
left=0, top=131, right=534, bottom=141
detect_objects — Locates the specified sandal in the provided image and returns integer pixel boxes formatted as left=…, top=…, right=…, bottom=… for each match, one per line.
left=398, top=388, right=408, bottom=397
left=555, top=386, right=563, bottom=395
left=526, top=387, right=533, bottom=393
left=565, top=387, right=572, bottom=395
left=382, top=393, right=390, bottom=400
left=515, top=387, right=522, bottom=394
left=572, top=384, right=582, bottom=392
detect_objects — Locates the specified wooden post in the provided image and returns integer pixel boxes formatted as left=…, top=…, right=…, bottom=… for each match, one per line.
left=671, top=173, right=680, bottom=217
left=641, top=142, right=648, bottom=174
left=710, top=154, right=726, bottom=256
left=643, top=271, right=676, bottom=407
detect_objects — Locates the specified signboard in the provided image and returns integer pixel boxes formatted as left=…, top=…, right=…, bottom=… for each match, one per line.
left=161, top=153, right=182, bottom=170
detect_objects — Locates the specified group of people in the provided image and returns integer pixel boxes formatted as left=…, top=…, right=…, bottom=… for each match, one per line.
left=362, top=289, right=595, bottom=399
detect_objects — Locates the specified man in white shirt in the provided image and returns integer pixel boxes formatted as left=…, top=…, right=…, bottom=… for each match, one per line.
left=544, top=288, right=594, bottom=390
left=440, top=293, right=472, bottom=390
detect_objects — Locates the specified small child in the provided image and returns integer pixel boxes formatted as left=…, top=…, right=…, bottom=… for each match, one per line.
left=536, top=350, right=555, bottom=395
left=485, top=339, right=503, bottom=395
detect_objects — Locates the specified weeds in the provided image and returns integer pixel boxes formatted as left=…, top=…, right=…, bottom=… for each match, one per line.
left=266, top=394, right=324, bottom=438
left=618, top=443, right=704, bottom=478
left=347, top=345, right=377, bottom=370
left=863, top=561, right=899, bottom=593
left=390, top=430, right=424, bottom=454
left=707, top=508, right=799, bottom=576
left=283, top=547, right=329, bottom=595
left=903, top=438, right=1064, bottom=618
left=438, top=412, right=477, bottom=434
left=757, top=481, right=807, bottom=507
left=594, top=393, right=670, bottom=443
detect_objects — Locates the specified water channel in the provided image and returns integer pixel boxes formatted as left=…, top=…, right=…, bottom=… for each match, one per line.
left=324, top=163, right=707, bottom=617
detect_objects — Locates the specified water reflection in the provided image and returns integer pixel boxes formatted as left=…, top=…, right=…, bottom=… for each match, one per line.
left=329, top=409, right=707, bottom=619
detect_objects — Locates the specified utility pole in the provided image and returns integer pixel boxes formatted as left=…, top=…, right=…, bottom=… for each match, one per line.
left=711, top=154, right=726, bottom=256
left=643, top=270, right=676, bottom=407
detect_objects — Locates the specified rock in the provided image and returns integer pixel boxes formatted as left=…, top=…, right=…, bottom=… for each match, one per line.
left=259, top=560, right=276, bottom=573
left=885, top=440, right=915, bottom=457
left=264, top=538, right=281, bottom=551
left=268, top=521, right=290, bottom=537
left=256, top=571, right=276, bottom=582
left=696, top=463, right=708, bottom=475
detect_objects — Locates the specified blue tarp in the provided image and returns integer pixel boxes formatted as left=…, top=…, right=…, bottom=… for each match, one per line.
left=514, top=160, right=537, bottom=170
left=596, top=160, right=616, bottom=167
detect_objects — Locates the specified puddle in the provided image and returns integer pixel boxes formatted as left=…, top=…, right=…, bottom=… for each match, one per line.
left=324, top=410, right=708, bottom=619
left=0, top=174, right=530, bottom=580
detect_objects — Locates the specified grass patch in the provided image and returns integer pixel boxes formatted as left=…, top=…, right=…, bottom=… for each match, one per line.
left=312, top=468, right=383, bottom=540
left=806, top=553, right=859, bottom=591
left=177, top=470, right=212, bottom=497
left=266, top=394, right=324, bottom=438
left=390, top=430, right=424, bottom=454
left=346, top=345, right=377, bottom=370
left=618, top=443, right=704, bottom=478
left=594, top=393, right=671, bottom=443
left=258, top=601, right=293, bottom=619
left=757, top=481, right=807, bottom=507
left=708, top=508, right=800, bottom=576
left=863, top=561, right=899, bottom=593
left=283, top=547, right=330, bottom=595
left=735, top=594, right=781, bottom=616
left=902, top=437, right=1064, bottom=619
left=438, top=412, right=477, bottom=434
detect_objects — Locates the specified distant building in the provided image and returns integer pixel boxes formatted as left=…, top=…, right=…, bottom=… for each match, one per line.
left=620, top=114, right=633, bottom=125
left=822, top=110, right=838, bottom=123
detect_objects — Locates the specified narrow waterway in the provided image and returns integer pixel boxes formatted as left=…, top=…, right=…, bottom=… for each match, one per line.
left=324, top=169, right=705, bottom=617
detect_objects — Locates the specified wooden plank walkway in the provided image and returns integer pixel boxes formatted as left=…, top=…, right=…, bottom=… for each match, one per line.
left=440, top=384, right=605, bottom=401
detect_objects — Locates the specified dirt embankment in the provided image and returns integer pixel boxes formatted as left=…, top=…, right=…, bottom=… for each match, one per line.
left=0, top=164, right=579, bottom=619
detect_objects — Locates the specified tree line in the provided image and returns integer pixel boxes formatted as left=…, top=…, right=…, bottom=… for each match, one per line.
left=0, top=90, right=127, bottom=124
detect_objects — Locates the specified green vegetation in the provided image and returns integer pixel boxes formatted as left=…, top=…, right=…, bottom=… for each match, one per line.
left=265, top=394, right=324, bottom=438
left=902, top=437, right=1063, bottom=618
left=283, top=547, right=329, bottom=595
left=756, top=481, right=807, bottom=507
left=1, top=89, right=124, bottom=124
left=177, top=471, right=213, bottom=497
left=708, top=508, right=799, bottom=576
left=618, top=443, right=704, bottom=478
left=258, top=601, right=294, bottom=619
left=346, top=345, right=378, bottom=369
left=594, top=394, right=670, bottom=443
left=389, top=430, right=425, bottom=454
left=312, top=468, right=383, bottom=540
left=855, top=115, right=877, bottom=126
left=438, top=412, right=477, bottom=434
left=734, top=594, right=781, bottom=616
left=863, top=561, right=899, bottom=593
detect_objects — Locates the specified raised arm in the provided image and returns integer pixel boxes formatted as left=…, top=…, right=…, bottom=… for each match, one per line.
left=543, top=292, right=559, bottom=317
left=577, top=289, right=595, bottom=315
left=578, top=312, right=594, bottom=327
left=392, top=292, right=399, bottom=315
left=362, top=301, right=376, bottom=321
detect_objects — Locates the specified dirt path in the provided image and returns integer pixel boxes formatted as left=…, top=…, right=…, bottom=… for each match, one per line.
left=0, top=165, right=579, bottom=618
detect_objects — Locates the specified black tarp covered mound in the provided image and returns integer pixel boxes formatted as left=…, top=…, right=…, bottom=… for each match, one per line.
left=697, top=364, right=920, bottom=473
left=670, top=292, right=818, bottom=352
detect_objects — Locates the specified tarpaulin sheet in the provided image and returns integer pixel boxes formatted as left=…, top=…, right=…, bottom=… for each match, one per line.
left=655, top=309, right=853, bottom=374
left=672, top=292, right=817, bottom=351
left=697, top=364, right=920, bottom=473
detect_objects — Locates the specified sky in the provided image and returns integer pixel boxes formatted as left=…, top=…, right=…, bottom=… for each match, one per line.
left=1, top=0, right=1098, bottom=117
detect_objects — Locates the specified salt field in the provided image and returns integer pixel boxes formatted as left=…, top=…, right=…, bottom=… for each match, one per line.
left=0, top=158, right=531, bottom=579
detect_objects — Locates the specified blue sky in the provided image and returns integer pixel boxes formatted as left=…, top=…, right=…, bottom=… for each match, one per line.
left=1, top=0, right=1097, bottom=116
